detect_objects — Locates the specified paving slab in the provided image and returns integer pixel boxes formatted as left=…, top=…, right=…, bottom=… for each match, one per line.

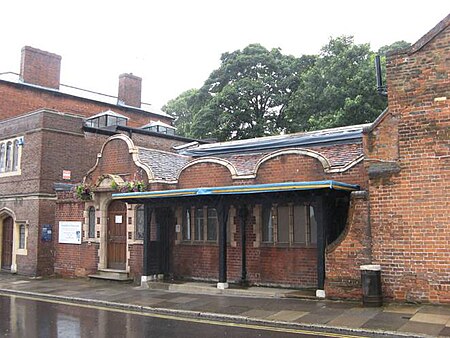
left=266, top=310, right=308, bottom=321
left=399, top=321, right=446, bottom=336
left=361, top=312, right=410, bottom=331
left=383, top=304, right=419, bottom=315
left=240, top=309, right=276, bottom=319
left=410, top=312, right=450, bottom=325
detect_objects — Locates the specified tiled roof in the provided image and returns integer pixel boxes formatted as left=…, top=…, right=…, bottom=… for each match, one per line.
left=138, top=147, right=189, bottom=181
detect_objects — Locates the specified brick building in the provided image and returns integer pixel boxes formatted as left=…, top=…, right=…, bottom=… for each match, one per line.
left=0, top=46, right=193, bottom=276
left=1, top=14, right=449, bottom=304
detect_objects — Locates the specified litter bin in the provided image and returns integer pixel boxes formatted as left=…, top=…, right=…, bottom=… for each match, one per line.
left=360, top=264, right=382, bottom=307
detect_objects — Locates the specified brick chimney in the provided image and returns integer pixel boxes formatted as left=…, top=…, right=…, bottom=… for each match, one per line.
left=20, top=46, right=61, bottom=89
left=118, top=73, right=142, bottom=108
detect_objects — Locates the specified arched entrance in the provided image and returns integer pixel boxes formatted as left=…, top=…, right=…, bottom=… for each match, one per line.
left=107, top=201, right=127, bottom=270
left=1, top=216, right=13, bottom=270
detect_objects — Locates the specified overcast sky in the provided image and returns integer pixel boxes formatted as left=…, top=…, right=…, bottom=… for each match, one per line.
left=1, top=1, right=449, bottom=109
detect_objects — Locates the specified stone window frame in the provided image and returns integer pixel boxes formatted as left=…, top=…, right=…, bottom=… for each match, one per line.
left=88, top=206, right=96, bottom=239
left=83, top=203, right=100, bottom=243
left=0, top=136, right=23, bottom=177
left=15, top=221, right=28, bottom=256
left=135, top=205, right=145, bottom=241
left=258, top=203, right=317, bottom=247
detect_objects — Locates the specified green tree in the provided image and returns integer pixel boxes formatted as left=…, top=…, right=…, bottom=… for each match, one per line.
left=378, top=40, right=411, bottom=55
left=285, top=36, right=387, bottom=132
left=199, top=44, right=315, bottom=141
left=162, top=89, right=204, bottom=138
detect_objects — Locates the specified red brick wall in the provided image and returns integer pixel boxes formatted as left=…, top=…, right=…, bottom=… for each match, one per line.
left=0, top=81, right=171, bottom=128
left=364, top=19, right=450, bottom=303
left=21, top=46, right=61, bottom=89
left=87, top=138, right=148, bottom=185
left=54, top=191, right=99, bottom=277
left=325, top=191, right=371, bottom=299
left=178, top=163, right=234, bottom=188
left=129, top=244, right=143, bottom=281
left=255, top=154, right=324, bottom=184
left=172, top=207, right=318, bottom=287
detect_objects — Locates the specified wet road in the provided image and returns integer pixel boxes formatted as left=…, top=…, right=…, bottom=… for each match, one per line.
left=0, top=294, right=367, bottom=338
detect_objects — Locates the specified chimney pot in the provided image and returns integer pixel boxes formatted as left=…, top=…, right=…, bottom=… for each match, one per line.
left=20, top=46, right=61, bottom=89
left=118, top=73, right=142, bottom=108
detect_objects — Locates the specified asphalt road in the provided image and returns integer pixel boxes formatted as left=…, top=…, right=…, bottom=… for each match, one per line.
left=0, top=294, right=376, bottom=338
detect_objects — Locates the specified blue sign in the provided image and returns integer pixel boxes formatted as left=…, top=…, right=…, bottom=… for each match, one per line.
left=41, top=224, right=52, bottom=242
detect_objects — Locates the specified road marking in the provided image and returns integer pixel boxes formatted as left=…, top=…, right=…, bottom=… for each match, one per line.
left=1, top=293, right=368, bottom=337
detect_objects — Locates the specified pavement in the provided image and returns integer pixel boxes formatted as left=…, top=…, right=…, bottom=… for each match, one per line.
left=1, top=273, right=450, bottom=337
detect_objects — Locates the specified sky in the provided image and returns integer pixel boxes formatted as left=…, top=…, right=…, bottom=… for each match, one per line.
left=1, top=1, right=449, bottom=109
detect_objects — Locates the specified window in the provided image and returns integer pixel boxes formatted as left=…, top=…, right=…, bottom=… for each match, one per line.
left=182, top=208, right=191, bottom=241
left=0, top=143, right=5, bottom=173
left=85, top=110, right=128, bottom=129
left=88, top=207, right=96, bottom=239
left=261, top=203, right=317, bottom=245
left=0, top=136, right=23, bottom=176
left=262, top=206, right=273, bottom=243
left=183, top=206, right=219, bottom=243
left=207, top=208, right=218, bottom=241
left=135, top=205, right=145, bottom=240
left=194, top=208, right=204, bottom=241
left=19, top=224, right=26, bottom=249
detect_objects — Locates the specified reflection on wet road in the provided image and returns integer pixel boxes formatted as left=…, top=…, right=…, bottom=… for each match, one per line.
left=0, top=294, right=363, bottom=338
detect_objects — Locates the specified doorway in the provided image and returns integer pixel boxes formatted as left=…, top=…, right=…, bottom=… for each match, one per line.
left=1, top=216, right=13, bottom=270
left=107, top=201, right=127, bottom=270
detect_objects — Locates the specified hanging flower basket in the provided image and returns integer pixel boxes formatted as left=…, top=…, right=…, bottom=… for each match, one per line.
left=74, top=183, right=93, bottom=201
left=119, top=180, right=146, bottom=193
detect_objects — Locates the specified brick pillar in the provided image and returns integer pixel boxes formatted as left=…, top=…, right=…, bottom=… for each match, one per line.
left=118, top=73, right=142, bottom=108
left=20, top=46, right=61, bottom=89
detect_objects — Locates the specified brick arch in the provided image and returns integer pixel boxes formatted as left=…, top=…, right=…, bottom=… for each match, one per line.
left=84, top=134, right=152, bottom=184
left=178, top=159, right=234, bottom=189
left=255, top=150, right=326, bottom=184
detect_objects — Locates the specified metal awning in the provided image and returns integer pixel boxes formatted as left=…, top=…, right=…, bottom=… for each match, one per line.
left=112, top=180, right=359, bottom=201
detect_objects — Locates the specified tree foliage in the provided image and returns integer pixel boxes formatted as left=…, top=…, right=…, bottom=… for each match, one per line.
left=164, top=38, right=410, bottom=140
left=197, top=44, right=315, bottom=140
left=285, top=36, right=387, bottom=132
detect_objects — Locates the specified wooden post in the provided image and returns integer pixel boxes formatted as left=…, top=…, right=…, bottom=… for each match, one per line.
left=142, top=204, right=153, bottom=284
left=217, top=199, right=230, bottom=289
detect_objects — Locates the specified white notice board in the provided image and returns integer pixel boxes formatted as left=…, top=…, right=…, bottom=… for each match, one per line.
left=59, top=221, right=82, bottom=244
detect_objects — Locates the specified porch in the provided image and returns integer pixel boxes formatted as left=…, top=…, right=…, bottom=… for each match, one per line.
left=112, top=180, right=359, bottom=297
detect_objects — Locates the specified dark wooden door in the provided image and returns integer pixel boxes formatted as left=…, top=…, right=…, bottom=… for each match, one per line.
left=1, top=217, right=13, bottom=270
left=107, top=201, right=127, bottom=270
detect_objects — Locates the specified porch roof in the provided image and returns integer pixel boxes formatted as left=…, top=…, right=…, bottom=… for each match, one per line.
left=112, top=180, right=359, bottom=201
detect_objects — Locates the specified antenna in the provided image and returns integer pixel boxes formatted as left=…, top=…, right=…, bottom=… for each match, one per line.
left=375, top=55, right=387, bottom=96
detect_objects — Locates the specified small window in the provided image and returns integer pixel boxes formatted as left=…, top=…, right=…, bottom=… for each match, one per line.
left=293, top=205, right=307, bottom=244
left=194, top=208, right=204, bottom=241
left=0, top=137, right=23, bottom=175
left=277, top=205, right=290, bottom=243
left=182, top=208, right=191, bottom=241
left=207, top=208, right=218, bottom=241
left=13, top=140, right=20, bottom=171
left=19, top=224, right=26, bottom=249
left=262, top=206, right=273, bottom=243
left=0, top=143, right=5, bottom=173
left=88, top=207, right=96, bottom=238
left=135, top=205, right=145, bottom=240
left=309, top=206, right=317, bottom=244
left=5, top=141, right=12, bottom=171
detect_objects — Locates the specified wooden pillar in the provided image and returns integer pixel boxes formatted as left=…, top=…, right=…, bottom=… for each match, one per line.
left=315, top=193, right=329, bottom=298
left=217, top=199, right=230, bottom=289
left=141, top=204, right=153, bottom=284
left=239, top=206, right=248, bottom=285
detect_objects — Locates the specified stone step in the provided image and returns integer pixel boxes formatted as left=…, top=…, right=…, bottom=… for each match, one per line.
left=89, top=269, right=133, bottom=282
